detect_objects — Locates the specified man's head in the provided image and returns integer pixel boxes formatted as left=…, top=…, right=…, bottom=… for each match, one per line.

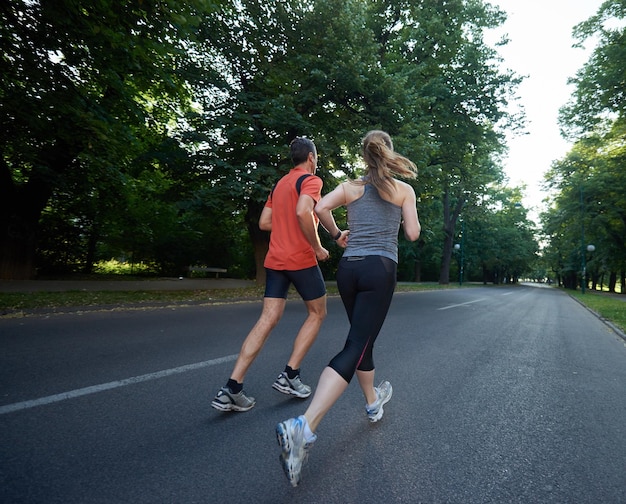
left=289, top=137, right=317, bottom=167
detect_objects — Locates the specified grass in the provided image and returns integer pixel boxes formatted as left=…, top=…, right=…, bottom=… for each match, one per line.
left=0, top=281, right=458, bottom=316
left=568, top=290, right=626, bottom=334
left=2, top=280, right=625, bottom=337
left=0, top=287, right=266, bottom=315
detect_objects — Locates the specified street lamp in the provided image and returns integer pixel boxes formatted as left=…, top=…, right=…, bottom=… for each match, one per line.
left=454, top=219, right=465, bottom=285
left=581, top=243, right=596, bottom=294
left=580, top=185, right=586, bottom=293
left=454, top=240, right=464, bottom=285
left=453, top=243, right=461, bottom=285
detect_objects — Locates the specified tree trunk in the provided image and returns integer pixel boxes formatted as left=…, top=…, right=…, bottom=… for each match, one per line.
left=82, top=223, right=100, bottom=275
left=0, top=229, right=37, bottom=279
left=438, top=190, right=464, bottom=285
left=245, top=201, right=269, bottom=285
left=414, top=259, right=421, bottom=283
left=608, top=271, right=617, bottom=293
left=0, top=189, right=44, bottom=280
left=438, top=237, right=453, bottom=284
left=0, top=142, right=75, bottom=279
left=252, top=238, right=269, bottom=285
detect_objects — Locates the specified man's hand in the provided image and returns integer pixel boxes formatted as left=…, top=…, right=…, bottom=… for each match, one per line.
left=315, top=246, right=330, bottom=262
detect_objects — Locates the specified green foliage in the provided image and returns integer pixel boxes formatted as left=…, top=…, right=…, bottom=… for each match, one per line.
left=0, top=0, right=218, bottom=278
left=93, top=260, right=157, bottom=276
left=560, top=0, right=626, bottom=138
left=543, top=1, right=626, bottom=292
left=2, top=0, right=536, bottom=284
left=542, top=134, right=626, bottom=290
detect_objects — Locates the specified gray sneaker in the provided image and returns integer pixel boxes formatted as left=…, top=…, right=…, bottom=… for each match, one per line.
left=276, top=416, right=316, bottom=487
left=272, top=372, right=312, bottom=398
left=211, top=387, right=256, bottom=412
left=365, top=381, right=393, bottom=422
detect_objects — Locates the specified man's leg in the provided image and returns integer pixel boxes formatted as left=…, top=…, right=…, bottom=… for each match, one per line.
left=272, top=294, right=326, bottom=398
left=286, top=294, right=327, bottom=370
left=230, top=297, right=286, bottom=382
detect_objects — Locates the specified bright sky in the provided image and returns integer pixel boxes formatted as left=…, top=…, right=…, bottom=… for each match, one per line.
left=488, top=0, right=604, bottom=218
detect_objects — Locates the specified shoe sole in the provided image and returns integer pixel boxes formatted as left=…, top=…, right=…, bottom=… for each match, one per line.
left=211, top=400, right=255, bottom=412
left=368, top=387, right=393, bottom=423
left=272, top=382, right=311, bottom=398
left=276, top=423, right=301, bottom=487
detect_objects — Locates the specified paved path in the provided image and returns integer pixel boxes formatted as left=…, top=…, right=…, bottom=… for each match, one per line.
left=2, top=285, right=626, bottom=503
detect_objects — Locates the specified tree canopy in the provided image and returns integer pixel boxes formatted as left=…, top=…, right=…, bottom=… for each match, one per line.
left=543, top=0, right=626, bottom=292
left=1, top=0, right=540, bottom=283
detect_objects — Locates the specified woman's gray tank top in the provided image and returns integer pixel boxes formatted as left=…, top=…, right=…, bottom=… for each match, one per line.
left=344, top=184, right=402, bottom=263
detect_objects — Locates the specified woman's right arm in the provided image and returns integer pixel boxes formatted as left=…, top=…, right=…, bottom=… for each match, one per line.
left=315, top=184, right=349, bottom=246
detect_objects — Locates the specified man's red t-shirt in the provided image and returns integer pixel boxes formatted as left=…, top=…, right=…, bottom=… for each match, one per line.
left=264, top=167, right=323, bottom=271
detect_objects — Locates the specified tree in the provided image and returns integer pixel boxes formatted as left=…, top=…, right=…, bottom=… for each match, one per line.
left=551, top=0, right=626, bottom=292
left=0, top=0, right=216, bottom=278
left=197, top=0, right=420, bottom=282
left=543, top=135, right=626, bottom=292
left=1, top=0, right=529, bottom=284
left=559, top=0, right=626, bottom=139
left=435, top=8, right=523, bottom=284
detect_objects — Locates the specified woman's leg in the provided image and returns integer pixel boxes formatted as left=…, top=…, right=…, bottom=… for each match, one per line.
left=303, top=367, right=349, bottom=432
left=356, top=369, right=376, bottom=405
left=342, top=257, right=396, bottom=404
left=302, top=257, right=396, bottom=433
left=330, top=257, right=396, bottom=383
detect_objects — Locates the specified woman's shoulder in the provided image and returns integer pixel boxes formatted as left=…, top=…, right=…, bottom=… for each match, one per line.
left=393, top=178, right=413, bottom=189
left=389, top=179, right=415, bottom=205
left=394, top=179, right=416, bottom=195
left=343, top=180, right=365, bottom=203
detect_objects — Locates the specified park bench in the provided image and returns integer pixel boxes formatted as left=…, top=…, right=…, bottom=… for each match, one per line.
left=187, top=266, right=228, bottom=278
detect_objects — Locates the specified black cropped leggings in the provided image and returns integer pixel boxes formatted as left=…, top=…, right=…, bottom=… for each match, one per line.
left=328, top=255, right=397, bottom=383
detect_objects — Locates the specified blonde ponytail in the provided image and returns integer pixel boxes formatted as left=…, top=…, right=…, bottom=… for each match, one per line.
left=359, top=130, right=417, bottom=197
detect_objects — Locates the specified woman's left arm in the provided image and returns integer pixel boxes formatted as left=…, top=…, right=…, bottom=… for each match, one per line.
left=400, top=184, right=421, bottom=242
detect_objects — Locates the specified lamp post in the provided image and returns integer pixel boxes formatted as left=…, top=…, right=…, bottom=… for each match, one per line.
left=453, top=220, right=465, bottom=286
left=580, top=185, right=596, bottom=293
left=580, top=186, right=585, bottom=293
left=581, top=243, right=596, bottom=294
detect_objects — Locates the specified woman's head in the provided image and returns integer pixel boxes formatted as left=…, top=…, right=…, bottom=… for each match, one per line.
left=362, top=130, right=393, bottom=160
left=361, top=130, right=417, bottom=195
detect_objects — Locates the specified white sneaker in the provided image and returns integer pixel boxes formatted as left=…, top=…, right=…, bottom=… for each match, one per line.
left=365, top=381, right=392, bottom=422
left=276, top=416, right=316, bottom=487
left=211, top=387, right=255, bottom=412
left=272, top=372, right=312, bottom=398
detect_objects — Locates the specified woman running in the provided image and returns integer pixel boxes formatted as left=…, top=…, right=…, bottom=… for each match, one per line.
left=275, top=130, right=421, bottom=487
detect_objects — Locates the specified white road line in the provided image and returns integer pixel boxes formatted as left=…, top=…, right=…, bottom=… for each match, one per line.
left=438, top=298, right=486, bottom=311
left=501, top=292, right=514, bottom=296
left=0, top=354, right=238, bottom=415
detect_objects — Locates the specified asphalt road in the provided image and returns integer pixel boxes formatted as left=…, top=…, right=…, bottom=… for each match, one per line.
left=1, top=284, right=625, bottom=503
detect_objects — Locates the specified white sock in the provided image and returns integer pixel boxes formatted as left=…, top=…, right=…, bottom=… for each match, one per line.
left=300, top=415, right=316, bottom=443
left=367, top=388, right=380, bottom=408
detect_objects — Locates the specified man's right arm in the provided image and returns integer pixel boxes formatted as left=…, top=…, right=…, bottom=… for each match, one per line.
left=259, top=206, right=272, bottom=231
left=296, top=194, right=329, bottom=261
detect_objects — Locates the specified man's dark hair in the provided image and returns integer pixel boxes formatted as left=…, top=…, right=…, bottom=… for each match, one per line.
left=289, top=137, right=316, bottom=165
